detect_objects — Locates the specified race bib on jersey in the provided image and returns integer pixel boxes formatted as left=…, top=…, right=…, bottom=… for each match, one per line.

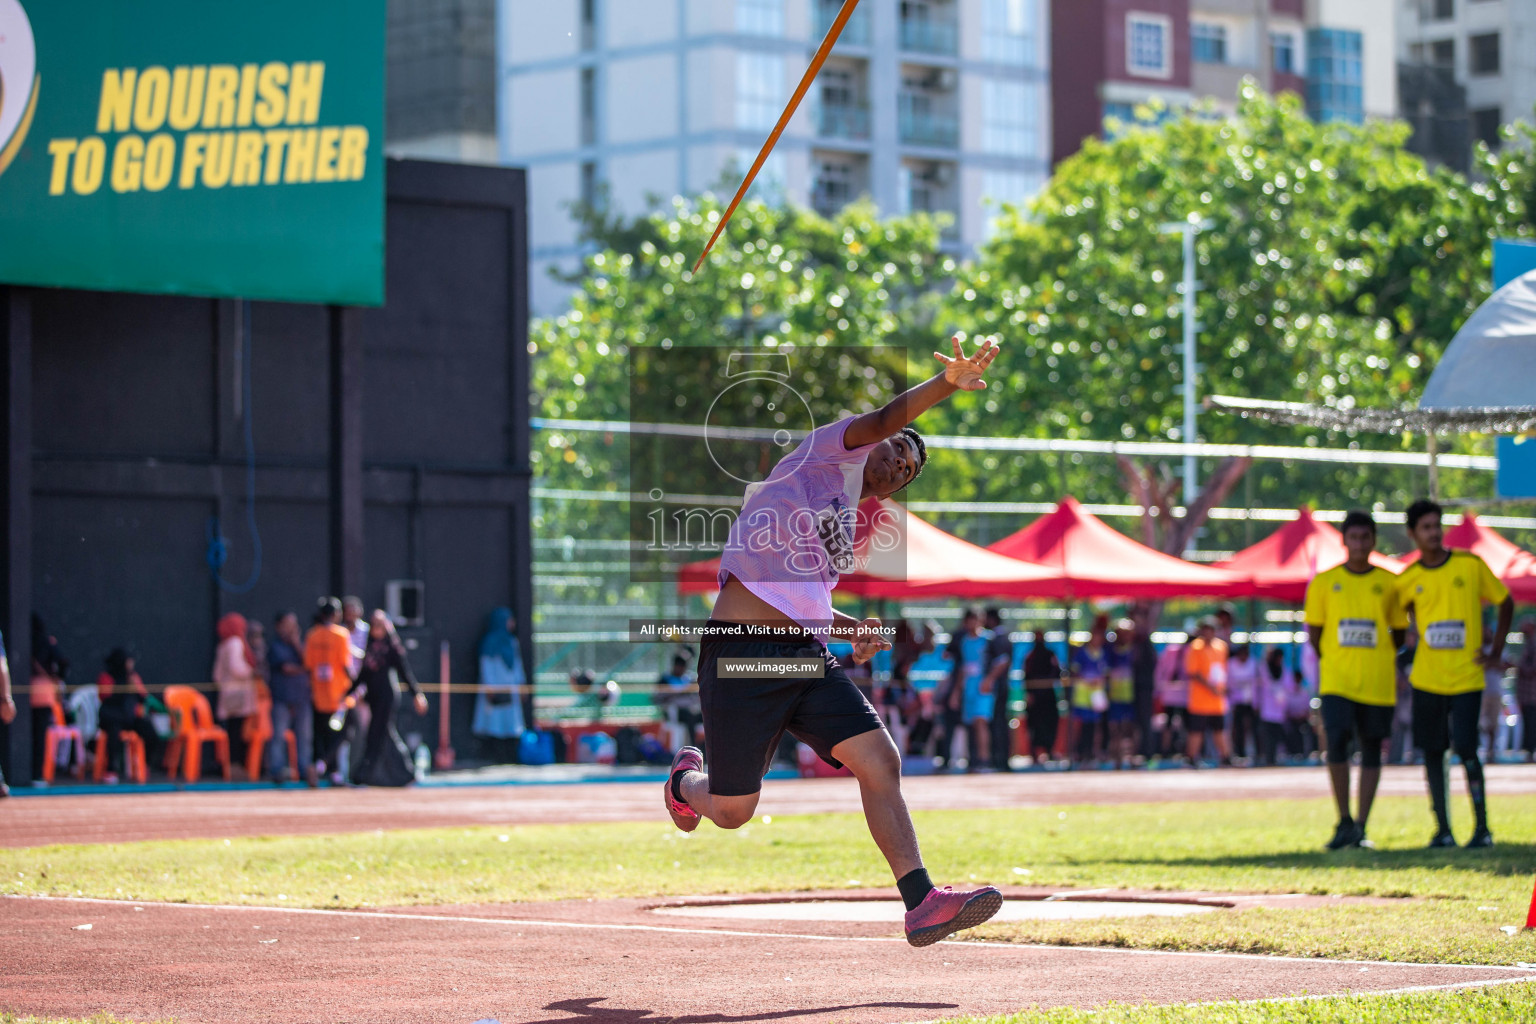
left=1337, top=618, right=1379, bottom=649
left=817, top=503, right=857, bottom=576
left=1424, top=620, right=1467, bottom=651
left=316, top=664, right=333, bottom=682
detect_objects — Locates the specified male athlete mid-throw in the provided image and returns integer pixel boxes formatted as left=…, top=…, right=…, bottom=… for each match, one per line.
left=664, top=337, right=1005, bottom=947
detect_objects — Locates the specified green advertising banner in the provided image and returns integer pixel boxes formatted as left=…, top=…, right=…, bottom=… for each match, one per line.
left=0, top=0, right=384, bottom=305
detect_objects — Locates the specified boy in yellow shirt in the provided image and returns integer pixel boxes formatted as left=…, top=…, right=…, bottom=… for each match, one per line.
left=1304, top=511, right=1406, bottom=850
left=1395, top=500, right=1513, bottom=849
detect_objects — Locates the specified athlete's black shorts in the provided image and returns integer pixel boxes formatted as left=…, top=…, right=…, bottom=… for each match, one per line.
left=1187, top=713, right=1224, bottom=733
left=697, top=620, right=886, bottom=796
left=1411, top=688, right=1482, bottom=756
left=1320, top=694, right=1393, bottom=765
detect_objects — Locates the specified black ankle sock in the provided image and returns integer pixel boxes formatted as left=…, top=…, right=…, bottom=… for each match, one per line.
left=897, top=868, right=934, bottom=912
left=669, top=769, right=688, bottom=804
left=1465, top=757, right=1488, bottom=831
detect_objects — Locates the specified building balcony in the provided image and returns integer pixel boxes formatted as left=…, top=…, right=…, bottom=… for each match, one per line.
left=817, top=101, right=871, bottom=140
left=815, top=0, right=871, bottom=47
left=812, top=183, right=855, bottom=218
left=898, top=99, right=958, bottom=148
left=899, top=17, right=958, bottom=57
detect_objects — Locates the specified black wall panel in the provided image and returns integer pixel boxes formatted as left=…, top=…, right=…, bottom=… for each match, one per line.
left=33, top=291, right=215, bottom=459
left=4, top=159, right=530, bottom=782
left=33, top=495, right=214, bottom=687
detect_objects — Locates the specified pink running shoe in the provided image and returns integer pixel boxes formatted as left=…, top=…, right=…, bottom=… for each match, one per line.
left=664, top=745, right=703, bottom=833
left=904, top=885, right=1004, bottom=947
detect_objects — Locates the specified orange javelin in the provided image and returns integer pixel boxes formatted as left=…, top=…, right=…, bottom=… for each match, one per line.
left=692, top=0, right=864, bottom=274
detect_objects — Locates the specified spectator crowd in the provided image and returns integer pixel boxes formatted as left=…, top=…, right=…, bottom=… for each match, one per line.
left=0, top=596, right=428, bottom=794
left=864, top=600, right=1536, bottom=775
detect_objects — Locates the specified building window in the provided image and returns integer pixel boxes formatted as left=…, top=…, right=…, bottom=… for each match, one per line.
left=1103, top=101, right=1137, bottom=125
left=736, top=53, right=784, bottom=131
left=1421, top=0, right=1455, bottom=20
left=732, top=147, right=785, bottom=202
left=982, top=78, right=1036, bottom=156
left=1193, top=23, right=1227, bottom=65
left=982, top=170, right=1038, bottom=237
left=1270, top=31, right=1296, bottom=74
left=982, top=0, right=1033, bottom=66
left=899, top=162, right=955, bottom=218
left=736, top=0, right=784, bottom=38
left=579, top=161, right=598, bottom=207
left=1101, top=100, right=1173, bottom=137
left=580, top=0, right=596, bottom=50
left=1428, top=39, right=1456, bottom=68
left=817, top=68, right=870, bottom=139
left=1470, top=33, right=1500, bottom=75
left=813, top=158, right=856, bottom=216
left=1472, top=107, right=1502, bottom=148
left=1127, top=14, right=1172, bottom=79
left=580, top=67, right=597, bottom=145
left=815, top=0, right=872, bottom=46
left=1307, top=28, right=1363, bottom=124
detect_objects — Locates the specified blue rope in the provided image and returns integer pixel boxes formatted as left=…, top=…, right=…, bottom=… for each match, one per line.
left=207, top=300, right=263, bottom=594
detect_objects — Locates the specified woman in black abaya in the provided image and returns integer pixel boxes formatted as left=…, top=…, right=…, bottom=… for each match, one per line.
left=344, top=611, right=429, bottom=786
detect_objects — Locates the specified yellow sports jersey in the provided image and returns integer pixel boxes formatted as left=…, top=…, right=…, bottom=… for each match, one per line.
left=1394, top=551, right=1510, bottom=696
left=1303, top=565, right=1407, bottom=706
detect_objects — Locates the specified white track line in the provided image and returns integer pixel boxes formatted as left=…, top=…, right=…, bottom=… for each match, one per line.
left=9, top=894, right=1536, bottom=975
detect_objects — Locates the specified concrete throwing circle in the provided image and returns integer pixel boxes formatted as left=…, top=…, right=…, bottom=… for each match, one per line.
left=652, top=898, right=1218, bottom=923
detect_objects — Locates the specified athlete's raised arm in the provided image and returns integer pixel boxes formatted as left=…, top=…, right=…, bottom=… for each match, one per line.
left=843, top=335, right=1000, bottom=449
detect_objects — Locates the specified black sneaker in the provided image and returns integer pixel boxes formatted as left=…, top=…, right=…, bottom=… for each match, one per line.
left=1427, top=830, right=1458, bottom=849
left=1326, top=820, right=1360, bottom=851
left=1465, top=829, right=1495, bottom=849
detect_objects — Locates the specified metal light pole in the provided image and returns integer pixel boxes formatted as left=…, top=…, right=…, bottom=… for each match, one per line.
left=1158, top=217, right=1214, bottom=508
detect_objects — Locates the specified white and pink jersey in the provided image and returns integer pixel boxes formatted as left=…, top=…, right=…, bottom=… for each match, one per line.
left=718, top=416, right=877, bottom=642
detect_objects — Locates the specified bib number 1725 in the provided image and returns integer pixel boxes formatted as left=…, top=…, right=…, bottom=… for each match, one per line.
left=1337, top=619, right=1378, bottom=648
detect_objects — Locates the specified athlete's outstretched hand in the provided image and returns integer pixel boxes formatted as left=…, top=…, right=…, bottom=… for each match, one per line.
left=934, top=335, right=1000, bottom=392
left=851, top=617, right=893, bottom=665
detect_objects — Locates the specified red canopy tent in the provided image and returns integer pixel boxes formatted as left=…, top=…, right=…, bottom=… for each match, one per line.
left=1213, top=507, right=1406, bottom=603
left=675, top=497, right=1061, bottom=599
left=938, top=496, right=1252, bottom=600
left=1399, top=512, right=1536, bottom=603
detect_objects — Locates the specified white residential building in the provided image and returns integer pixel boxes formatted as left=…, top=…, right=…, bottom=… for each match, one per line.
left=500, top=0, right=1052, bottom=314
left=1397, top=0, right=1536, bottom=164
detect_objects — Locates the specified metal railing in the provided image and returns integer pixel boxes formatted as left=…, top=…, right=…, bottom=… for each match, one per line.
left=814, top=0, right=872, bottom=46
left=817, top=101, right=871, bottom=139
left=899, top=17, right=958, bottom=56
left=899, top=100, right=959, bottom=147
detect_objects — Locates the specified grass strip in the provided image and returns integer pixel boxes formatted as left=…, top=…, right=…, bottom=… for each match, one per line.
left=943, top=979, right=1536, bottom=1023
left=3, top=794, right=1534, bottom=964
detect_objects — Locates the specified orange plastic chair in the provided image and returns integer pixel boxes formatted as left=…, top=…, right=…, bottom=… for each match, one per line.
left=42, top=698, right=85, bottom=783
left=243, top=682, right=297, bottom=781
left=92, top=728, right=148, bottom=783
left=162, top=685, right=231, bottom=782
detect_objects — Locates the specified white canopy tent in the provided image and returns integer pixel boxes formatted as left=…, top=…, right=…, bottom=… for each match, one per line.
left=1420, top=268, right=1536, bottom=414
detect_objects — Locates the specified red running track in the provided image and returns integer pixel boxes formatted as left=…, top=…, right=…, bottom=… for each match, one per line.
left=3, top=894, right=1532, bottom=1024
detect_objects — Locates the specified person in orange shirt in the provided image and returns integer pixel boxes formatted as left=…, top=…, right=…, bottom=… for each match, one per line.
left=1183, top=618, right=1231, bottom=766
left=304, top=597, right=356, bottom=783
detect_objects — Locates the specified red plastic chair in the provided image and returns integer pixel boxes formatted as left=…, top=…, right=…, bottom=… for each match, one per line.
left=92, top=728, right=148, bottom=783
left=42, top=698, right=85, bottom=783
left=243, top=682, right=297, bottom=781
left=162, top=685, right=231, bottom=782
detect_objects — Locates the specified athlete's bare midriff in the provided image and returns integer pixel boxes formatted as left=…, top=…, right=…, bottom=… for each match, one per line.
left=710, top=574, right=804, bottom=629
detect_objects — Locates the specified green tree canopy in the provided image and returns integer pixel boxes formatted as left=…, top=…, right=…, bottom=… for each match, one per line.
left=932, top=86, right=1530, bottom=551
